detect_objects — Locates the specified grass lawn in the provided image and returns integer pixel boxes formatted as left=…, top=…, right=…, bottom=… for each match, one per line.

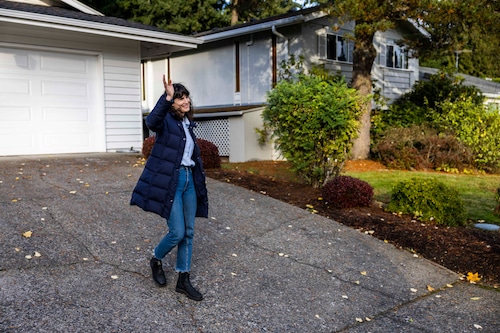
left=220, top=160, right=500, bottom=225
left=345, top=170, right=500, bottom=224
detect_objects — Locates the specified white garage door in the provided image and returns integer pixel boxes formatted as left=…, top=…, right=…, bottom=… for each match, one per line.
left=0, top=47, right=103, bottom=156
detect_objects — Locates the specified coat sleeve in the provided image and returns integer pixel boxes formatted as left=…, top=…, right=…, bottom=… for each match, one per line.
left=146, top=93, right=174, bottom=132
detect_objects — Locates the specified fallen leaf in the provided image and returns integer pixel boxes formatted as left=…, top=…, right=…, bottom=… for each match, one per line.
left=473, top=324, right=483, bottom=329
left=22, top=231, right=32, bottom=238
left=34, top=251, right=41, bottom=257
left=355, top=318, right=363, bottom=323
left=360, top=271, right=367, bottom=276
left=466, top=272, right=481, bottom=283
left=446, top=284, right=453, bottom=288
left=111, top=275, right=119, bottom=279
left=426, top=285, right=435, bottom=292
left=470, top=297, right=481, bottom=301
left=15, top=248, right=21, bottom=252
left=25, top=254, right=32, bottom=259
left=342, top=295, right=349, bottom=299
left=69, top=190, right=77, bottom=194
left=410, top=288, right=418, bottom=293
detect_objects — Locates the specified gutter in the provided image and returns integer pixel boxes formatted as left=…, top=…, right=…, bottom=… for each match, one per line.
left=198, top=15, right=305, bottom=43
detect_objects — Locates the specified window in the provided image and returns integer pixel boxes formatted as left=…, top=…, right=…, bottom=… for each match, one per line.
left=319, top=33, right=353, bottom=63
left=384, top=44, right=408, bottom=69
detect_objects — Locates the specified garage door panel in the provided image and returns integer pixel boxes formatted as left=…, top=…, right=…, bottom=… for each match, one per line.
left=0, top=133, right=34, bottom=150
left=43, top=132, right=90, bottom=150
left=40, top=54, right=89, bottom=74
left=0, top=106, right=32, bottom=121
left=0, top=50, right=31, bottom=70
left=41, top=80, right=89, bottom=97
left=42, top=107, right=89, bottom=122
left=0, top=78, right=31, bottom=95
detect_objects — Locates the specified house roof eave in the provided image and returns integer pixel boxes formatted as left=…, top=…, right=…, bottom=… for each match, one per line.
left=198, top=15, right=307, bottom=42
left=0, top=7, right=202, bottom=48
left=195, top=6, right=329, bottom=43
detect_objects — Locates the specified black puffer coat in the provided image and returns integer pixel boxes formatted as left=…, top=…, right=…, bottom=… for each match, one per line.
left=130, top=94, right=208, bottom=219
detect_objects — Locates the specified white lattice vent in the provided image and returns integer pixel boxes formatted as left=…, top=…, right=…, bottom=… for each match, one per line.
left=194, top=118, right=230, bottom=156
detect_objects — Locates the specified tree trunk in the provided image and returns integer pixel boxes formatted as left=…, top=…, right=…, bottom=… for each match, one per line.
left=350, top=29, right=377, bottom=160
left=231, top=0, right=239, bottom=25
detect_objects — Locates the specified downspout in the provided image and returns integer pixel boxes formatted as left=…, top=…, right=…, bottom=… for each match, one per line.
left=271, top=25, right=288, bottom=53
left=271, top=25, right=288, bottom=86
left=246, top=34, right=254, bottom=103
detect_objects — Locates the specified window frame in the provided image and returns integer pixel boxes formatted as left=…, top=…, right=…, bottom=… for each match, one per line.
left=382, top=43, right=409, bottom=69
left=319, top=33, right=354, bottom=63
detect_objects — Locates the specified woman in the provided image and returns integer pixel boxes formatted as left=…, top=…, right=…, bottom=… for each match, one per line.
left=131, top=75, right=208, bottom=301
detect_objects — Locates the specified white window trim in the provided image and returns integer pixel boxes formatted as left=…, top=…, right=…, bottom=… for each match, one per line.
left=380, top=43, right=409, bottom=69
left=318, top=32, right=353, bottom=63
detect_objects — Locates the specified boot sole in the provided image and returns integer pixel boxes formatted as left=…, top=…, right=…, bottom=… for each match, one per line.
left=175, top=287, right=203, bottom=301
left=154, top=280, right=167, bottom=287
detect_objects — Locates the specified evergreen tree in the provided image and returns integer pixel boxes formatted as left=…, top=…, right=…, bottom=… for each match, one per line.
left=82, top=0, right=230, bottom=34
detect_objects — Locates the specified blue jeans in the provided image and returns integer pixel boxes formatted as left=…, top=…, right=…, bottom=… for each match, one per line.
left=154, top=167, right=197, bottom=272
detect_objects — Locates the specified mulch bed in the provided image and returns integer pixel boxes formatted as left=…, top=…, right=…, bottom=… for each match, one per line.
left=205, top=167, right=500, bottom=288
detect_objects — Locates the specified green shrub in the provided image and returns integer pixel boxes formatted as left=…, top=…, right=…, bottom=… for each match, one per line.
left=436, top=97, right=500, bottom=173
left=386, top=178, right=467, bottom=226
left=373, top=125, right=473, bottom=171
left=142, top=136, right=156, bottom=159
left=322, top=176, right=374, bottom=209
left=197, top=138, right=220, bottom=169
left=263, top=67, right=364, bottom=188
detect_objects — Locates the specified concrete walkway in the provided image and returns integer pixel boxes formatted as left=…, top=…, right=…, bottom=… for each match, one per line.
left=0, top=153, right=498, bottom=332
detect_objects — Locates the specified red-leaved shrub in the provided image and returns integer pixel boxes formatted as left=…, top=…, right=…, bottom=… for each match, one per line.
left=197, top=138, right=220, bottom=169
left=322, top=176, right=374, bottom=209
left=142, top=136, right=156, bottom=159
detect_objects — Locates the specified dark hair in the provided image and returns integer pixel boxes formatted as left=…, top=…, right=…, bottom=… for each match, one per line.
left=170, top=83, right=194, bottom=120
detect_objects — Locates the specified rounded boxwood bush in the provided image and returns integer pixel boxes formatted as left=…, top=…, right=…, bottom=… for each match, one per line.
left=386, top=178, right=467, bottom=226
left=322, top=175, right=374, bottom=209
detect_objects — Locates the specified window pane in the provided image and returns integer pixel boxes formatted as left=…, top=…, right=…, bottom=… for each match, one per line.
left=327, top=35, right=336, bottom=60
left=337, top=37, right=347, bottom=61
left=395, top=46, right=402, bottom=68
left=386, top=45, right=394, bottom=68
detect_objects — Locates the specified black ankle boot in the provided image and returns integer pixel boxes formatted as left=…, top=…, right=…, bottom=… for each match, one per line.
left=176, top=272, right=203, bottom=301
left=150, top=257, right=166, bottom=287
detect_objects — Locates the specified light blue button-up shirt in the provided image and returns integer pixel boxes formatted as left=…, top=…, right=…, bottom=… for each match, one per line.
left=181, top=117, right=195, bottom=167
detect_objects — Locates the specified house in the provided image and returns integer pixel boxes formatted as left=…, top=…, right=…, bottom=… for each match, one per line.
left=419, top=67, right=500, bottom=110
left=142, top=6, right=420, bottom=162
left=0, top=0, right=201, bottom=156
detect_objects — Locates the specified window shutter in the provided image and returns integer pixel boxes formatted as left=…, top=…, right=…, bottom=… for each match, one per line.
left=379, top=44, right=386, bottom=67
left=318, top=29, right=326, bottom=59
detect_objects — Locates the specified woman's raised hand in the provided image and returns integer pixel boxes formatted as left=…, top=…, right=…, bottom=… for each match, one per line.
left=163, top=74, right=174, bottom=100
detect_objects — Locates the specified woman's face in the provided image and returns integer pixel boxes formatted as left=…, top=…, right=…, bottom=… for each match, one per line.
left=172, top=95, right=191, bottom=114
